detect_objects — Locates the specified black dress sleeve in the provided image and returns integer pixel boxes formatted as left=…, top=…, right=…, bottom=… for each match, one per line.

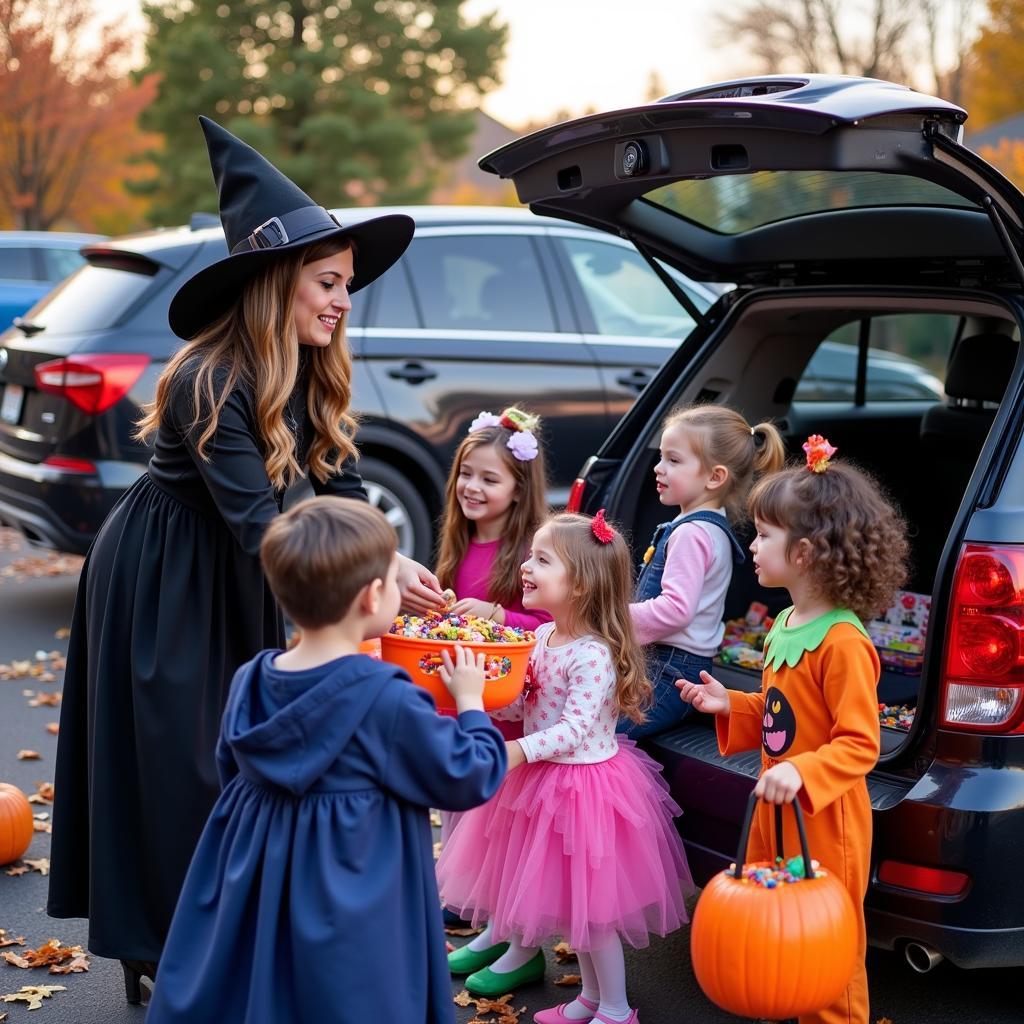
left=310, top=454, right=367, bottom=501
left=168, top=372, right=282, bottom=558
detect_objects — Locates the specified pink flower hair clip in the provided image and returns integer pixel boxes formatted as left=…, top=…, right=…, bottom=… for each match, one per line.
left=803, top=434, right=837, bottom=473
left=468, top=408, right=540, bottom=462
left=591, top=509, right=616, bottom=544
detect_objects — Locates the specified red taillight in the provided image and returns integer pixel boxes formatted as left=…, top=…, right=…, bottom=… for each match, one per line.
left=941, top=544, right=1024, bottom=733
left=42, top=455, right=98, bottom=474
left=877, top=860, right=969, bottom=897
left=34, top=354, right=150, bottom=415
left=566, top=477, right=588, bottom=513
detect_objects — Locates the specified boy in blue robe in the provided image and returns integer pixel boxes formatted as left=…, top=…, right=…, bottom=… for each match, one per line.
left=145, top=496, right=507, bottom=1024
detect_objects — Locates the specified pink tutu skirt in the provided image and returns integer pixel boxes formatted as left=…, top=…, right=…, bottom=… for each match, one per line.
left=436, top=740, right=694, bottom=951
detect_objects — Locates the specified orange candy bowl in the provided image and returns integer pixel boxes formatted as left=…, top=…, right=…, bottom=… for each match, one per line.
left=379, top=614, right=535, bottom=712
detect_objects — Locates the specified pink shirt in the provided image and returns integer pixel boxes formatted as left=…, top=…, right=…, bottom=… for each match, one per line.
left=628, top=514, right=734, bottom=656
left=492, top=623, right=620, bottom=765
left=453, top=538, right=552, bottom=633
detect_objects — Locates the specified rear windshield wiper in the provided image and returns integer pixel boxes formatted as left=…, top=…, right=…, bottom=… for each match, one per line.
left=12, top=317, right=45, bottom=337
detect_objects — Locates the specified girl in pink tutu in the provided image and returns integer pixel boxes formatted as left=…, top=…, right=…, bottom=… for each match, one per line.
left=437, top=511, right=693, bottom=1024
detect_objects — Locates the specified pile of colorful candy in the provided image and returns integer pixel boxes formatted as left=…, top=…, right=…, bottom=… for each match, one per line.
left=388, top=612, right=534, bottom=645
left=417, top=652, right=513, bottom=679
left=729, top=856, right=824, bottom=888
left=878, top=703, right=916, bottom=730
left=717, top=602, right=773, bottom=671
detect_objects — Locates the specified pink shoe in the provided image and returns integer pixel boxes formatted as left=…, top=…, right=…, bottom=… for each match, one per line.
left=533, top=996, right=598, bottom=1024
left=592, top=1011, right=638, bottom=1024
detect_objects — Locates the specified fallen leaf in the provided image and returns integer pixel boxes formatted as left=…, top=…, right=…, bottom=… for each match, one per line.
left=445, top=941, right=454, bottom=954
left=16, top=751, right=41, bottom=761
left=3, top=867, right=28, bottom=878
left=54, top=628, right=70, bottom=640
left=27, top=692, right=61, bottom=708
left=433, top=841, right=442, bottom=861
left=0, top=932, right=23, bottom=949
left=27, top=783, right=53, bottom=805
left=32, top=820, right=51, bottom=834
left=876, top=1019, right=894, bottom=1024
left=23, top=859, right=49, bottom=877
left=44, top=724, right=58, bottom=735
left=453, top=990, right=474, bottom=1007
left=0, top=984, right=66, bottom=1010
left=430, top=810, right=442, bottom=827
left=554, top=974, right=582, bottom=986
left=0, top=552, right=83, bottom=583
left=552, top=941, right=577, bottom=963
left=444, top=926, right=482, bottom=937
left=49, top=955, right=89, bottom=975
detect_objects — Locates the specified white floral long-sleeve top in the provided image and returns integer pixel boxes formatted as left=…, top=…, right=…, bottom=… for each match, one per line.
left=491, top=622, right=620, bottom=765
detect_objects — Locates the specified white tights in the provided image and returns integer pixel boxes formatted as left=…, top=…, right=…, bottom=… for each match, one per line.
left=564, top=934, right=632, bottom=1021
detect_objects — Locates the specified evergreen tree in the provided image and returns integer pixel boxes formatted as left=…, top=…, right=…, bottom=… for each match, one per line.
left=135, top=0, right=507, bottom=224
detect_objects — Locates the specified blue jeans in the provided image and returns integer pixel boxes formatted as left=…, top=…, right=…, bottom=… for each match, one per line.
left=617, top=645, right=713, bottom=740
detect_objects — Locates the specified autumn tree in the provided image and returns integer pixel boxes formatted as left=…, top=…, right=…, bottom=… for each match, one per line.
left=135, top=0, right=508, bottom=225
left=714, top=0, right=978, bottom=104
left=962, top=0, right=1024, bottom=129
left=0, top=0, right=158, bottom=232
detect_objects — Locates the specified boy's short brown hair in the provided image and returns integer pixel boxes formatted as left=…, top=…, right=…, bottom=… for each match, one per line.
left=260, top=496, right=397, bottom=629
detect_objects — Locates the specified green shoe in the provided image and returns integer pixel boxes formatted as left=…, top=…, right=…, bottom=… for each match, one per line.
left=464, top=949, right=546, bottom=996
left=447, top=941, right=509, bottom=976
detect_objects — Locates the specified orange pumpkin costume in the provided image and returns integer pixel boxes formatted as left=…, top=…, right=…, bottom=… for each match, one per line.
left=716, top=607, right=880, bottom=1024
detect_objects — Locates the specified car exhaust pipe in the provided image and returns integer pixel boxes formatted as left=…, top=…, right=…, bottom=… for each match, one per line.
left=904, top=942, right=943, bottom=973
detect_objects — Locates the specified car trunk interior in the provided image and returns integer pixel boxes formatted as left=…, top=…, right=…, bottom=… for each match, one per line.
left=615, top=290, right=1020, bottom=768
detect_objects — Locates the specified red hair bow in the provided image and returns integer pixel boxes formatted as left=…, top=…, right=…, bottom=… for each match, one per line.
left=591, top=509, right=615, bottom=544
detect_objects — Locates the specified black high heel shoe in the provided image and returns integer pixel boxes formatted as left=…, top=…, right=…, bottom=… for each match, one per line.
left=121, top=960, right=157, bottom=1004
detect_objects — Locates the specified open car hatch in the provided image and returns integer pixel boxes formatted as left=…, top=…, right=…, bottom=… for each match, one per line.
left=480, top=75, right=1024, bottom=287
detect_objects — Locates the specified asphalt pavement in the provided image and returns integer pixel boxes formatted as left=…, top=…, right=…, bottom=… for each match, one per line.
left=0, top=527, right=1018, bottom=1024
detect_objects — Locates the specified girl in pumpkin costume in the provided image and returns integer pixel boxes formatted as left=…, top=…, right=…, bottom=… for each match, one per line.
left=679, top=436, right=908, bottom=1024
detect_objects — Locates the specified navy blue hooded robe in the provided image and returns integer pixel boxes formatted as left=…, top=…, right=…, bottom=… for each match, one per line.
left=144, top=650, right=506, bottom=1024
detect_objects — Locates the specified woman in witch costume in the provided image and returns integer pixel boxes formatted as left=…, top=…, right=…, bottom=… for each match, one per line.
left=46, top=117, right=444, bottom=1000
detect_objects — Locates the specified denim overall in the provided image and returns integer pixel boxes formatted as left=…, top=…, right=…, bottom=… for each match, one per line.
left=619, top=511, right=746, bottom=740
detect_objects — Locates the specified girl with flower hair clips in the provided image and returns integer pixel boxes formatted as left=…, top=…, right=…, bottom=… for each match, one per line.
left=623, top=404, right=785, bottom=739
left=678, top=436, right=909, bottom=1024
left=439, top=511, right=693, bottom=1024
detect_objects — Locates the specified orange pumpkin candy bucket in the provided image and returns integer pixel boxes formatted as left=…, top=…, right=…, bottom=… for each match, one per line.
left=691, top=793, right=858, bottom=1020
left=0, top=782, right=34, bottom=866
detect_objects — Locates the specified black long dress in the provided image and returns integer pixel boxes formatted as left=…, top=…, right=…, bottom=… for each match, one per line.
left=47, top=362, right=365, bottom=961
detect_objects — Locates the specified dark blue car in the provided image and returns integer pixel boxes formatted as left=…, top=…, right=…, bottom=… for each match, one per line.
left=484, top=75, right=1024, bottom=973
left=0, top=231, right=104, bottom=332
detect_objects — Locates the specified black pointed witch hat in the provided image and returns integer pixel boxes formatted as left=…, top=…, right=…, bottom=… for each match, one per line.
left=168, top=117, right=415, bottom=340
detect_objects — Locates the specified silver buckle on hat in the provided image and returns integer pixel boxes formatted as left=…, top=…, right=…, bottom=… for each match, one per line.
left=248, top=216, right=289, bottom=249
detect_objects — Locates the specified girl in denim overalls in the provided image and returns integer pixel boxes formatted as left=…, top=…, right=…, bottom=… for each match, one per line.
left=619, top=406, right=785, bottom=739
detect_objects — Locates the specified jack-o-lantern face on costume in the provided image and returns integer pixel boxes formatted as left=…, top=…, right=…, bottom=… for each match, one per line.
left=762, top=687, right=796, bottom=756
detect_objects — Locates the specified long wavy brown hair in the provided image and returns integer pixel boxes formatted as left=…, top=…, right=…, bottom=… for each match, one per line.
left=748, top=459, right=909, bottom=622
left=435, top=409, right=548, bottom=607
left=544, top=512, right=652, bottom=723
left=136, top=238, right=358, bottom=490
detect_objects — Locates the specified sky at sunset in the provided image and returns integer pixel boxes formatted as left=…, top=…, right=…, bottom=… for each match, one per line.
left=104, top=0, right=736, bottom=129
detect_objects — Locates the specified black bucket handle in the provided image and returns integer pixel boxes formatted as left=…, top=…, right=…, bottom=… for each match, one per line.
left=731, top=791, right=814, bottom=881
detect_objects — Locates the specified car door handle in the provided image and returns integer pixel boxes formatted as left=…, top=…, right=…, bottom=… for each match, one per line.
left=387, top=361, right=437, bottom=384
left=615, top=368, right=654, bottom=392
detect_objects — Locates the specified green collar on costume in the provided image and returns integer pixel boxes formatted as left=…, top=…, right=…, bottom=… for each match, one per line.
left=763, top=607, right=868, bottom=672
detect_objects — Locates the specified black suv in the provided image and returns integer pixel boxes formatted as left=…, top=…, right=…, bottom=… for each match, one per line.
left=0, top=207, right=716, bottom=562
left=482, top=75, right=1024, bottom=971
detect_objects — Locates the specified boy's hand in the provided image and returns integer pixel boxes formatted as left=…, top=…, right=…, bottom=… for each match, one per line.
left=676, top=670, right=731, bottom=715
left=439, top=644, right=486, bottom=713
left=754, top=761, right=803, bottom=804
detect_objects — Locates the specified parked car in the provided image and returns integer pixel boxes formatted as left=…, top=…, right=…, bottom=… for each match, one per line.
left=0, top=208, right=720, bottom=561
left=481, top=75, right=1024, bottom=971
left=0, top=231, right=104, bottom=332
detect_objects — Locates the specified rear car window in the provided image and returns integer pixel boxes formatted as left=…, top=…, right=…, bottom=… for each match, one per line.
left=366, top=259, right=420, bottom=329
left=402, top=234, right=556, bottom=332
left=41, top=247, right=88, bottom=282
left=645, top=171, right=978, bottom=235
left=25, top=259, right=157, bottom=333
left=561, top=236, right=705, bottom=339
left=0, top=248, right=41, bottom=282
left=796, top=313, right=955, bottom=402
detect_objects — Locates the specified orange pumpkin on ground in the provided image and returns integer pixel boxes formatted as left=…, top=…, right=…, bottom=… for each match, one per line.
left=691, top=794, right=857, bottom=1020
left=0, top=783, right=34, bottom=865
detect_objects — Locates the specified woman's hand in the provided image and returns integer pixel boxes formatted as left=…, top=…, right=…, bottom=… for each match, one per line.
left=505, top=739, right=527, bottom=771
left=676, top=670, right=731, bottom=715
left=439, top=644, right=485, bottom=714
left=450, top=598, right=499, bottom=621
left=753, top=761, right=803, bottom=804
left=396, top=553, right=446, bottom=614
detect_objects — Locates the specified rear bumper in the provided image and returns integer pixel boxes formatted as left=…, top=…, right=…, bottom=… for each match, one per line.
left=0, top=451, right=142, bottom=553
left=867, top=909, right=1024, bottom=968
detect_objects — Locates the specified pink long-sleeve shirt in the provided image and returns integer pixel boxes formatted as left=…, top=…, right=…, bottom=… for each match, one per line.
left=628, top=514, right=734, bottom=656
left=453, top=538, right=552, bottom=633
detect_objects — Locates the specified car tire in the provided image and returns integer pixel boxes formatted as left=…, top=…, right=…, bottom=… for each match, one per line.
left=358, top=456, right=434, bottom=564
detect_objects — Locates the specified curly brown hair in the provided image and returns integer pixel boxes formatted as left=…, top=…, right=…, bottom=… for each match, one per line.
left=748, top=460, right=909, bottom=622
